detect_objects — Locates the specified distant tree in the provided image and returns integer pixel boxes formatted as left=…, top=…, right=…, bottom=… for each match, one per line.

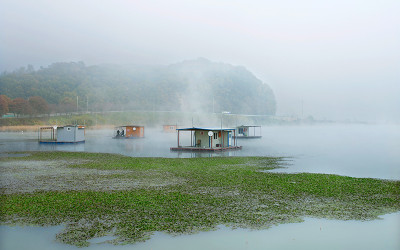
left=48, top=103, right=57, bottom=114
left=0, top=98, right=7, bottom=116
left=0, top=95, right=11, bottom=116
left=9, top=98, right=31, bottom=116
left=26, top=64, right=35, bottom=73
left=28, top=96, right=49, bottom=115
left=57, top=97, right=76, bottom=114
left=0, top=59, right=277, bottom=116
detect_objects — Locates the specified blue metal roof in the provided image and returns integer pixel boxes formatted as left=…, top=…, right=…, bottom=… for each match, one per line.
left=177, top=127, right=235, bottom=131
left=115, top=125, right=144, bottom=128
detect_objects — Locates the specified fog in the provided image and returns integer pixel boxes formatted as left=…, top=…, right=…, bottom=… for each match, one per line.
left=1, top=0, right=399, bottom=122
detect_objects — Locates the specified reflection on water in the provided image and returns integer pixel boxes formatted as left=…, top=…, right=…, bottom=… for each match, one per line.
left=1, top=212, right=399, bottom=250
left=1, top=124, right=399, bottom=249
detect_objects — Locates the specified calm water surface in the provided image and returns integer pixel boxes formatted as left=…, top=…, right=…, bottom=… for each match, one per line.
left=1, top=124, right=399, bottom=249
left=1, top=212, right=399, bottom=250
left=1, top=124, right=399, bottom=179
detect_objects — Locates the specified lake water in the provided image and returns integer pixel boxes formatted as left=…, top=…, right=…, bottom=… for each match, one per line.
left=1, top=124, right=399, bottom=249
left=1, top=212, right=399, bottom=250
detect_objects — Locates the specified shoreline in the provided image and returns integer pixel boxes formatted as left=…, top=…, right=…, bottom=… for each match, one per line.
left=0, top=125, right=115, bottom=132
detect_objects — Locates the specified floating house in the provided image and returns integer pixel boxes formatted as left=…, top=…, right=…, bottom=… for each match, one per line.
left=170, top=127, right=242, bottom=152
left=163, top=124, right=178, bottom=133
left=234, top=125, right=262, bottom=139
left=39, top=125, right=85, bottom=144
left=113, top=125, right=144, bottom=139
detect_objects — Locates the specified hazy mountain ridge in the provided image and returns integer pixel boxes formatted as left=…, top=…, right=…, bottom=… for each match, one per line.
left=0, top=59, right=276, bottom=115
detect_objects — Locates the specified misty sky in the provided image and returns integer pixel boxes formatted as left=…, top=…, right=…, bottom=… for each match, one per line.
left=1, top=0, right=399, bottom=122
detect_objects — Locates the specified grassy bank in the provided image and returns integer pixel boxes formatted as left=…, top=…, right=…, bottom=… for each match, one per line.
left=0, top=112, right=158, bottom=127
left=0, top=125, right=114, bottom=132
left=0, top=111, right=277, bottom=128
left=1, top=152, right=399, bottom=247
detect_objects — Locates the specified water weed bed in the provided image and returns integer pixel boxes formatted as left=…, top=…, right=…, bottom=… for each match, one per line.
left=1, top=152, right=399, bottom=247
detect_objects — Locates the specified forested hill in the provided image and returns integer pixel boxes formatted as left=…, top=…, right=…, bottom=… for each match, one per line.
left=0, top=58, right=276, bottom=115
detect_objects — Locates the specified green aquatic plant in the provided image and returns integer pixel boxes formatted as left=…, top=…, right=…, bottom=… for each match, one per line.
left=1, top=151, right=399, bottom=246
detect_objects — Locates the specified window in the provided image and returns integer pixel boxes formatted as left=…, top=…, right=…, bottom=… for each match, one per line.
left=213, top=132, right=218, bottom=140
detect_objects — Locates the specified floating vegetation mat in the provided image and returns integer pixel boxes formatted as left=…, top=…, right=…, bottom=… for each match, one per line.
left=1, top=151, right=399, bottom=247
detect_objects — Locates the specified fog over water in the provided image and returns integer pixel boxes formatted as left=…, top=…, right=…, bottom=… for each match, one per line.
left=1, top=124, right=399, bottom=180
left=1, top=0, right=400, bottom=122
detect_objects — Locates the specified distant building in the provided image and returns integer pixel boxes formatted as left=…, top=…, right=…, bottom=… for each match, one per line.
left=163, top=125, right=178, bottom=133
left=114, top=125, right=144, bottom=139
left=170, top=127, right=241, bottom=151
left=2, top=113, right=15, bottom=118
left=235, top=125, right=262, bottom=139
left=39, top=125, right=85, bottom=143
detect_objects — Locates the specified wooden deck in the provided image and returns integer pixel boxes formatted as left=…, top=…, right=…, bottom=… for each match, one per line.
left=170, top=146, right=242, bottom=152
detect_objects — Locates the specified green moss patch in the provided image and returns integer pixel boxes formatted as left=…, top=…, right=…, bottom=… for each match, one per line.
left=1, top=151, right=399, bottom=247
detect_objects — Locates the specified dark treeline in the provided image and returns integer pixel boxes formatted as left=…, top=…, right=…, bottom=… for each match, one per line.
left=0, top=58, right=276, bottom=117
